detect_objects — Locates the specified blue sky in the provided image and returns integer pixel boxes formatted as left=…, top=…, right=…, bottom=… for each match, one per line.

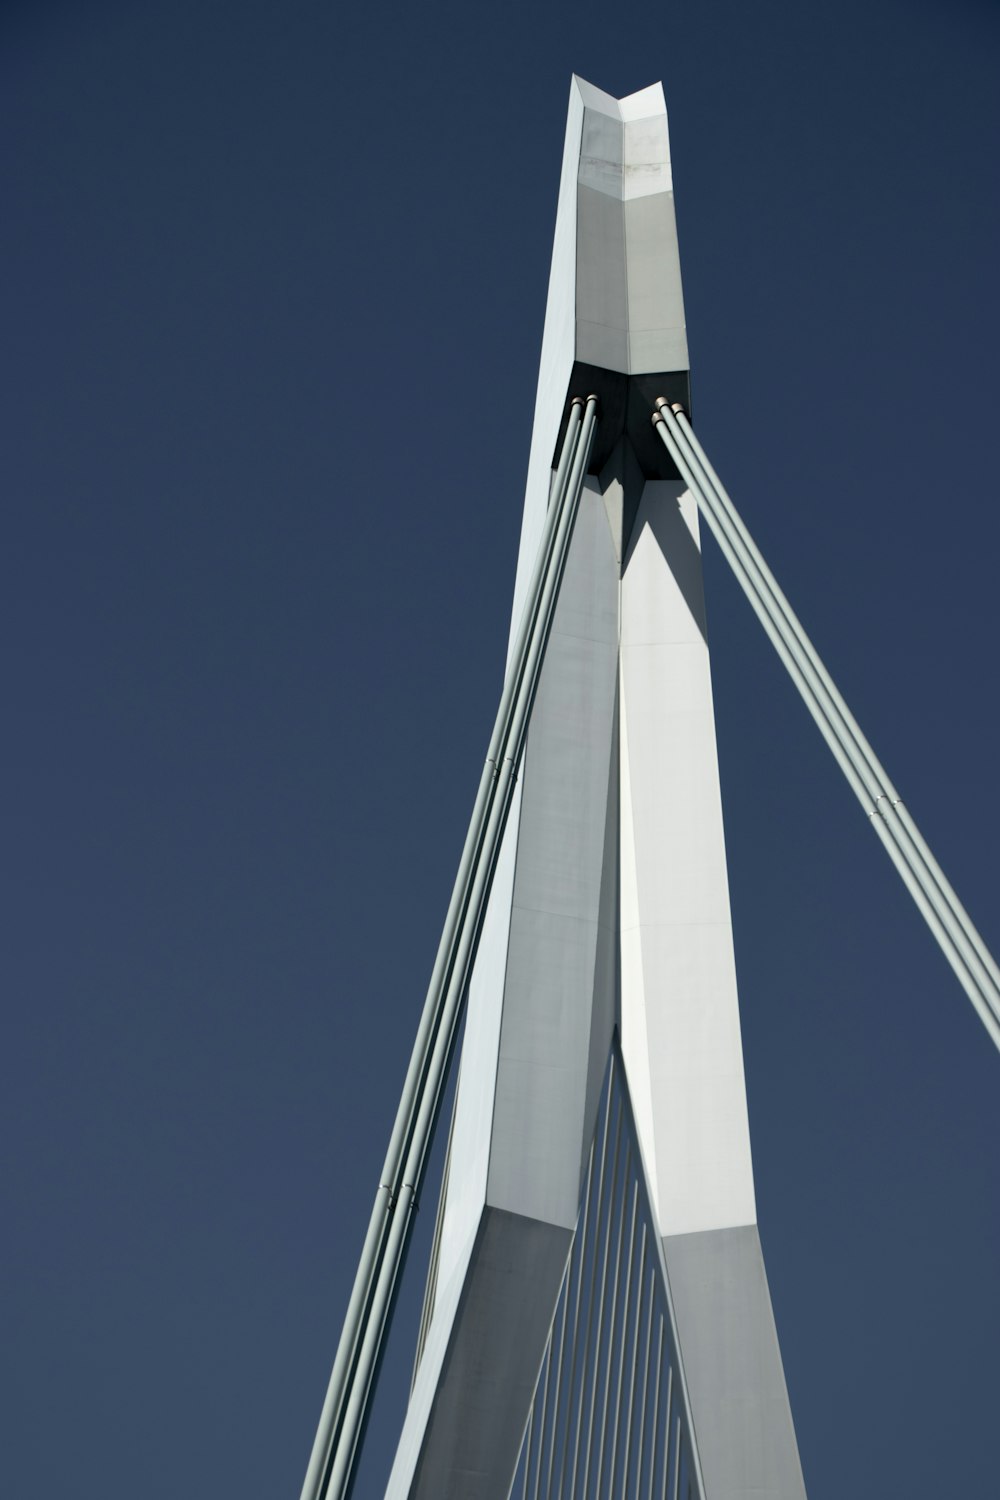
left=1, top=2, right=998, bottom=1496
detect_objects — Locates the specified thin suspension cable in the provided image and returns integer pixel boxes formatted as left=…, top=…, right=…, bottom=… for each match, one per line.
left=582, top=1137, right=631, bottom=1500
left=658, top=1358, right=673, bottom=1500
left=670, top=1415, right=682, bottom=1500
left=619, top=1225, right=648, bottom=1498
left=567, top=1097, right=623, bottom=1500
left=544, top=1130, right=596, bottom=1500
left=507, top=1044, right=706, bottom=1500
left=319, top=398, right=601, bottom=1500
left=592, top=1151, right=633, bottom=1498
left=633, top=1264, right=655, bottom=1500
left=605, top=1183, right=639, bottom=1497
left=551, top=1080, right=610, bottom=1500
left=652, top=402, right=1000, bottom=1054
left=521, top=1407, right=534, bottom=1500
left=529, top=1335, right=553, bottom=1500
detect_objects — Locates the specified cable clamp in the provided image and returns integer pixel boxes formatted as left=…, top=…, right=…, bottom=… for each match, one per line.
left=401, top=1182, right=419, bottom=1212
left=868, top=792, right=898, bottom=821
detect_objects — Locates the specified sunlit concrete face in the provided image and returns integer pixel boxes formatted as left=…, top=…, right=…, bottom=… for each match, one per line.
left=574, top=78, right=688, bottom=377
left=619, top=477, right=757, bottom=1240
left=388, top=77, right=806, bottom=1500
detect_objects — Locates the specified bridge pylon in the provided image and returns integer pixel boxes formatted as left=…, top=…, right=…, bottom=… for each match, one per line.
left=384, top=77, right=805, bottom=1500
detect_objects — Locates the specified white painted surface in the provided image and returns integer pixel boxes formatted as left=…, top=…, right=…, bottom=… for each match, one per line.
left=486, top=486, right=619, bottom=1228
left=572, top=77, right=688, bottom=375
left=620, top=481, right=756, bottom=1237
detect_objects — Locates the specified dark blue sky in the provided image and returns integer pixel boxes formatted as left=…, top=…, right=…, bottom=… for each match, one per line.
left=2, top=2, right=997, bottom=1496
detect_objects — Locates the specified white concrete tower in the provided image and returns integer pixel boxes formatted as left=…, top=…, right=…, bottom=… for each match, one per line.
left=387, top=78, right=806, bottom=1500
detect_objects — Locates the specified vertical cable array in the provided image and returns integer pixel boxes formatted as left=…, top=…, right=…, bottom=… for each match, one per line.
left=652, top=399, right=1000, bottom=1055
left=301, top=397, right=600, bottom=1500
left=505, top=1045, right=704, bottom=1500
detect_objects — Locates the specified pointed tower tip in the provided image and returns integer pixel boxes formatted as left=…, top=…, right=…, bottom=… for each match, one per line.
left=570, top=76, right=666, bottom=119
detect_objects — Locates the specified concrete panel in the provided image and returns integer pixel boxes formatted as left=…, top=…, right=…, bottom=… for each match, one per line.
left=619, top=697, right=660, bottom=1210
left=577, top=184, right=627, bottom=356
left=629, top=324, right=689, bottom=373
left=639, top=921, right=755, bottom=1234
left=622, top=113, right=673, bottom=201
left=389, top=1208, right=571, bottom=1500
left=579, top=98, right=623, bottom=197
left=574, top=86, right=687, bottom=376
left=503, top=489, right=618, bottom=925
left=487, top=487, right=619, bottom=1227
left=623, top=645, right=732, bottom=927
left=624, top=191, right=685, bottom=333
left=618, top=82, right=668, bottom=121
left=620, top=480, right=756, bottom=1237
left=620, top=478, right=705, bottom=642
left=663, top=1225, right=807, bottom=1500
left=596, top=434, right=644, bottom=564
left=623, top=111, right=671, bottom=168
left=390, top=1214, right=479, bottom=1498
left=574, top=75, right=626, bottom=113
left=581, top=687, right=620, bottom=1188
left=576, top=317, right=630, bottom=374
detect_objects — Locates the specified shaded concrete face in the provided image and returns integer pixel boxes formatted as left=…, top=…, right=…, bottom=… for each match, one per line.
left=486, top=481, right=620, bottom=1229
left=663, top=1227, right=807, bottom=1500
left=392, top=1209, right=571, bottom=1500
